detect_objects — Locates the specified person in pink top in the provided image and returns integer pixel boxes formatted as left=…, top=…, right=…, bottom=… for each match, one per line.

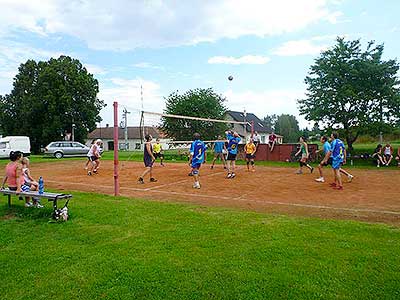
left=1, top=151, right=30, bottom=206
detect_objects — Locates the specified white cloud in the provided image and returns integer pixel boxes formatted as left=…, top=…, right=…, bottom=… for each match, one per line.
left=0, top=40, right=66, bottom=94
left=98, top=78, right=163, bottom=126
left=84, top=64, right=107, bottom=75
left=272, top=39, right=330, bottom=56
left=0, top=0, right=342, bottom=50
left=208, top=55, right=270, bottom=65
left=223, top=89, right=311, bottom=128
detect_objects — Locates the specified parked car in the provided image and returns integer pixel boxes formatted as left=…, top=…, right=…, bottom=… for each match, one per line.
left=44, top=141, right=90, bottom=159
left=0, top=136, right=31, bottom=158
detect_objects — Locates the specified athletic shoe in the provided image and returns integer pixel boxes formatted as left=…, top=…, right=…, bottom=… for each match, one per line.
left=230, top=173, right=236, bottom=179
left=226, top=173, right=232, bottom=179
left=193, top=182, right=200, bottom=189
left=347, top=175, right=354, bottom=183
left=87, top=171, right=92, bottom=176
left=310, top=167, right=314, bottom=174
left=34, top=203, right=44, bottom=208
left=25, top=202, right=33, bottom=207
left=315, top=177, right=325, bottom=183
left=137, top=178, right=144, bottom=184
left=329, top=183, right=337, bottom=187
left=150, top=178, right=158, bottom=182
left=223, top=166, right=227, bottom=169
left=210, top=165, right=214, bottom=169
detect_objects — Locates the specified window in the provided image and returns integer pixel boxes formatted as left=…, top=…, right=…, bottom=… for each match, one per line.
left=0, top=142, right=8, bottom=149
left=62, top=142, right=73, bottom=148
left=73, top=142, right=84, bottom=148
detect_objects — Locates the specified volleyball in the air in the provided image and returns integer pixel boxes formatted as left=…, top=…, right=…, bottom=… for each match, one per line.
left=228, top=75, right=233, bottom=81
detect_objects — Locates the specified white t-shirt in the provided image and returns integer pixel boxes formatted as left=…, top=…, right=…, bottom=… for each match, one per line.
left=384, top=146, right=392, bottom=155
left=87, top=144, right=100, bottom=157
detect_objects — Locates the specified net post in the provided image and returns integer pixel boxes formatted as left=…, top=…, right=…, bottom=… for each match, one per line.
left=113, top=101, right=120, bottom=196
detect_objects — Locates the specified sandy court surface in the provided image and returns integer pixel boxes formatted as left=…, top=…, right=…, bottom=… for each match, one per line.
left=28, top=160, right=400, bottom=225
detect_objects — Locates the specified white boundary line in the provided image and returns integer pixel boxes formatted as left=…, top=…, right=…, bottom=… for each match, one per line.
left=46, top=180, right=400, bottom=216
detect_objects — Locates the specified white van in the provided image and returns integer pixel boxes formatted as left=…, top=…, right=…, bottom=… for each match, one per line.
left=0, top=136, right=31, bottom=158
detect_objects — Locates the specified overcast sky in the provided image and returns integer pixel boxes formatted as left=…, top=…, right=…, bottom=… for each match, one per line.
left=1, top=0, right=399, bottom=128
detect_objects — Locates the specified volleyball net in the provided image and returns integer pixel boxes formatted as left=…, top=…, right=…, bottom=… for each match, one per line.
left=139, top=110, right=251, bottom=151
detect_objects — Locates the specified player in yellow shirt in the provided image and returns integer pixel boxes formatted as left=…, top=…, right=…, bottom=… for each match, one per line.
left=152, top=138, right=164, bottom=166
left=244, top=138, right=256, bottom=172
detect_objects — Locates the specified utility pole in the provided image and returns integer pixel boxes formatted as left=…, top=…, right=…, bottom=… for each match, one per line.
left=122, top=108, right=130, bottom=150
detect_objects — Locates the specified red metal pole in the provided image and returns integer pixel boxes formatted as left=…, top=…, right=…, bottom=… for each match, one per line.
left=113, top=101, right=119, bottom=196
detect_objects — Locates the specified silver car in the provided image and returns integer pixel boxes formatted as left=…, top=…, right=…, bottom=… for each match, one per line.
left=44, top=141, right=90, bottom=159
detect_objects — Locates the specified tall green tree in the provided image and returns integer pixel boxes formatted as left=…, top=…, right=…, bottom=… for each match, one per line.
left=298, top=37, right=400, bottom=151
left=262, top=114, right=277, bottom=132
left=161, top=88, right=227, bottom=140
left=274, top=114, right=301, bottom=143
left=0, top=56, right=105, bottom=152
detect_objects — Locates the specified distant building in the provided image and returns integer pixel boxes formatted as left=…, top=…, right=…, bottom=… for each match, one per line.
left=86, top=126, right=169, bottom=151
left=225, top=110, right=283, bottom=143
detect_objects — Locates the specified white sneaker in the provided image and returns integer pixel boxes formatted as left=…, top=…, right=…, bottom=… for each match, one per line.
left=226, top=173, right=232, bottom=178
left=192, top=182, right=200, bottom=189
left=230, top=173, right=236, bottom=179
left=25, top=202, right=33, bottom=207
left=347, top=175, right=354, bottom=183
left=315, top=177, right=325, bottom=183
left=34, top=202, right=44, bottom=208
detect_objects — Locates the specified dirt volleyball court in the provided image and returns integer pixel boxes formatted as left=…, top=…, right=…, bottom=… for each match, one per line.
left=34, top=160, right=400, bottom=225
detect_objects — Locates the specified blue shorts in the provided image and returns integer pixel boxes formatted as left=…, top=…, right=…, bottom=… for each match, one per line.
left=332, top=159, right=343, bottom=170
left=191, top=163, right=202, bottom=170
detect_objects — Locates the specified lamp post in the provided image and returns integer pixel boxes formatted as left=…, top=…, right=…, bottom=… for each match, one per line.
left=72, top=123, right=76, bottom=141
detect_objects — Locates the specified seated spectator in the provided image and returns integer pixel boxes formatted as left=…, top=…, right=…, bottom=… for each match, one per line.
left=268, top=131, right=277, bottom=152
left=383, top=143, right=393, bottom=166
left=372, top=144, right=385, bottom=167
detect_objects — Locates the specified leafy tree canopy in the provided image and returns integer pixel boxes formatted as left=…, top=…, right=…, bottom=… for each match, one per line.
left=298, top=37, right=400, bottom=151
left=274, top=114, right=301, bottom=143
left=161, top=88, right=227, bottom=140
left=0, top=56, right=105, bottom=152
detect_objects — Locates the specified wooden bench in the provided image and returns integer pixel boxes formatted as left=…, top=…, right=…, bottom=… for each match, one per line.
left=1, top=188, right=72, bottom=218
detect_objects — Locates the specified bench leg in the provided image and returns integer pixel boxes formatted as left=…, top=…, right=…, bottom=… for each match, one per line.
left=8, top=194, right=11, bottom=207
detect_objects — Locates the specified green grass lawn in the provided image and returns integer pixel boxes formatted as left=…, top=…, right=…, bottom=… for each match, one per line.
left=1, top=192, right=399, bottom=300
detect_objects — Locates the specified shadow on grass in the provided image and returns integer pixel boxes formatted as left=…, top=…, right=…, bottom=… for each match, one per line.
left=0, top=204, right=55, bottom=223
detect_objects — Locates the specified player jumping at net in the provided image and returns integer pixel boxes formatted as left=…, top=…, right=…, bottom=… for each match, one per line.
left=210, top=135, right=227, bottom=170
left=315, top=135, right=354, bottom=183
left=244, top=138, right=256, bottom=172
left=226, top=130, right=241, bottom=179
left=321, top=132, right=346, bottom=190
left=189, top=133, right=207, bottom=189
left=138, top=134, right=157, bottom=184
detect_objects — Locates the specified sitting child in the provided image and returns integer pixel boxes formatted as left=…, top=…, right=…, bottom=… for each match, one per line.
left=21, top=157, right=43, bottom=208
left=383, top=143, right=393, bottom=166
left=372, top=144, right=385, bottom=167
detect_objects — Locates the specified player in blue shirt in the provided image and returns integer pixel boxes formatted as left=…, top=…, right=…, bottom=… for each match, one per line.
left=225, top=130, right=241, bottom=179
left=210, top=135, right=227, bottom=170
left=189, top=133, right=207, bottom=189
left=322, top=132, right=347, bottom=190
left=316, top=135, right=354, bottom=183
